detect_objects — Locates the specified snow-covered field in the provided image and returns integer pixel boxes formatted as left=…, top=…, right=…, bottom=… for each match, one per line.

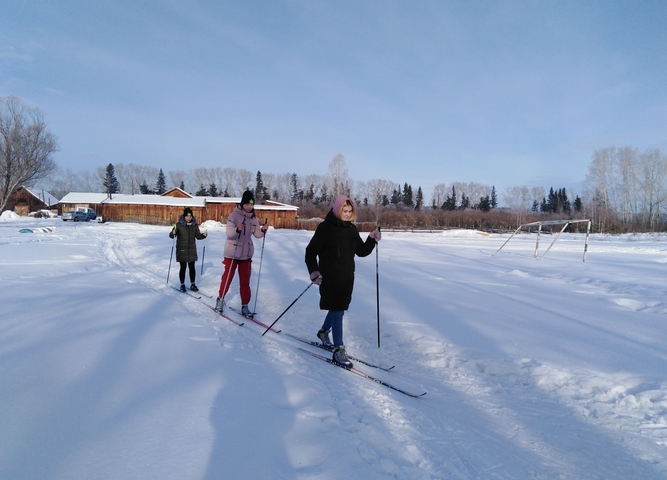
left=1, top=211, right=666, bottom=479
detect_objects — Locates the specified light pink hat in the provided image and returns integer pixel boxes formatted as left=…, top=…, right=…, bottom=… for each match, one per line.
left=332, top=195, right=354, bottom=219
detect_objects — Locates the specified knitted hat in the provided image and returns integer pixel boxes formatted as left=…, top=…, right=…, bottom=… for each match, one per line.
left=240, top=190, right=255, bottom=206
left=183, top=207, right=193, bottom=217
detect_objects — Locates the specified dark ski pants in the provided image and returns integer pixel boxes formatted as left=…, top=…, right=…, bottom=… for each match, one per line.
left=179, top=261, right=196, bottom=285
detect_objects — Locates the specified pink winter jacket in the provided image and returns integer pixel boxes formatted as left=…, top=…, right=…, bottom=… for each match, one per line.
left=224, top=206, right=264, bottom=260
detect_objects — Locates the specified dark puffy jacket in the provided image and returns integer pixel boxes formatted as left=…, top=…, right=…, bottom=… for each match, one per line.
left=305, top=209, right=376, bottom=311
left=169, top=215, right=206, bottom=263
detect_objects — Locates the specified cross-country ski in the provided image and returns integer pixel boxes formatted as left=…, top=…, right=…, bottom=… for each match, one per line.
left=297, top=348, right=426, bottom=398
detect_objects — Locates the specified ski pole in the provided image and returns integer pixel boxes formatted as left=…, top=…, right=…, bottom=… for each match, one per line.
left=375, top=226, right=381, bottom=348
left=200, top=244, right=206, bottom=276
left=252, top=219, right=268, bottom=314
left=261, top=283, right=313, bottom=337
left=166, top=226, right=176, bottom=284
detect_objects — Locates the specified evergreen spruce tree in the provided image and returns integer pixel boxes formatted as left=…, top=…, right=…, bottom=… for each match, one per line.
left=155, top=169, right=167, bottom=195
left=559, top=188, right=571, bottom=213
left=317, top=184, right=329, bottom=205
left=208, top=183, right=219, bottom=197
left=139, top=180, right=152, bottom=195
left=402, top=183, right=414, bottom=208
left=390, top=185, right=402, bottom=206
left=179, top=180, right=186, bottom=191
left=103, top=163, right=120, bottom=196
left=478, top=195, right=491, bottom=212
left=196, top=184, right=208, bottom=196
left=546, top=187, right=558, bottom=213
left=304, top=184, right=315, bottom=203
left=255, top=171, right=269, bottom=201
left=574, top=195, right=583, bottom=213
left=290, top=173, right=303, bottom=202
left=414, top=186, right=424, bottom=211
left=540, top=197, right=548, bottom=213
left=459, top=194, right=470, bottom=210
left=490, top=186, right=498, bottom=209
left=442, top=186, right=457, bottom=211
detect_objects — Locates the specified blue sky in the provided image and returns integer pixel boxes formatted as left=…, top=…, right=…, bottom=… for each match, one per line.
left=2, top=1, right=666, bottom=200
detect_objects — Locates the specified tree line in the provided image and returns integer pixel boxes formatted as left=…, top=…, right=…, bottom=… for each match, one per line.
left=4, top=95, right=666, bottom=232
left=584, top=146, right=667, bottom=231
left=73, top=151, right=667, bottom=233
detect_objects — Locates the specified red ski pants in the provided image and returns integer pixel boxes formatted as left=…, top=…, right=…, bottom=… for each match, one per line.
left=218, top=258, right=252, bottom=304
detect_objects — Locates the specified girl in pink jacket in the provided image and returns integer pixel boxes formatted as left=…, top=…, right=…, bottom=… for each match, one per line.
left=215, top=190, right=267, bottom=315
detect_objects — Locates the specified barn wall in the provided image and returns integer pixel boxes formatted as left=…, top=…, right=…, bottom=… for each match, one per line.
left=59, top=202, right=297, bottom=228
left=7, top=187, right=48, bottom=215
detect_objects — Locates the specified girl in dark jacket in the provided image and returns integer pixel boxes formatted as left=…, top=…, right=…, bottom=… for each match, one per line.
left=305, top=195, right=381, bottom=367
left=170, top=207, right=207, bottom=292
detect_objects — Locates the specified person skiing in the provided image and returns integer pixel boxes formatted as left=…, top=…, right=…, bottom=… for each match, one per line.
left=169, top=207, right=207, bottom=292
left=215, top=190, right=268, bottom=315
left=305, top=194, right=381, bottom=367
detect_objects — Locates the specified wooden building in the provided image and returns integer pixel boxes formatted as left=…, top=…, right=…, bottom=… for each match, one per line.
left=5, top=186, right=59, bottom=216
left=59, top=191, right=299, bottom=228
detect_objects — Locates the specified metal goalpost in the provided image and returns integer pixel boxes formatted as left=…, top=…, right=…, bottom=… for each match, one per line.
left=494, top=219, right=592, bottom=262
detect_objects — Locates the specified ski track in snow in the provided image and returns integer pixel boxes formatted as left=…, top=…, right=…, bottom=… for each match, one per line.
left=2, top=216, right=667, bottom=479
left=109, top=224, right=667, bottom=478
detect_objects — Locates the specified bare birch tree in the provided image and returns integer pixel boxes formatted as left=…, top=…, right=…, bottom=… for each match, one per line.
left=327, top=153, right=349, bottom=198
left=192, top=167, right=215, bottom=193
left=503, top=186, right=531, bottom=225
left=235, top=169, right=253, bottom=195
left=221, top=168, right=236, bottom=196
left=261, top=172, right=276, bottom=200
left=616, top=146, right=640, bottom=223
left=169, top=169, right=187, bottom=192
left=0, top=95, right=58, bottom=212
left=431, top=183, right=447, bottom=208
left=638, top=148, right=667, bottom=229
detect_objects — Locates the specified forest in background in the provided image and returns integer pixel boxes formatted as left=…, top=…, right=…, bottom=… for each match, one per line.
left=46, top=147, right=667, bottom=234
left=3, top=96, right=662, bottom=234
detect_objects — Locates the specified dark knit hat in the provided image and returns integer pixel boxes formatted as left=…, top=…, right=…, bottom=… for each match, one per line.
left=183, top=207, right=193, bottom=217
left=240, top=190, right=255, bottom=206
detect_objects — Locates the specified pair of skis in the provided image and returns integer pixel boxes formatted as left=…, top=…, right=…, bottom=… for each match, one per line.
left=171, top=285, right=245, bottom=326
left=229, top=305, right=392, bottom=372
left=297, top=348, right=426, bottom=398
left=248, top=314, right=425, bottom=398
left=170, top=285, right=202, bottom=299
left=172, top=286, right=425, bottom=398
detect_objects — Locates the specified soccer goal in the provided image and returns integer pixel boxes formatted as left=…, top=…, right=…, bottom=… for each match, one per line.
left=494, top=219, right=592, bottom=262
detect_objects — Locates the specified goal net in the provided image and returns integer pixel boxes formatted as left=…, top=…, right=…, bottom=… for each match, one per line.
left=494, top=219, right=592, bottom=262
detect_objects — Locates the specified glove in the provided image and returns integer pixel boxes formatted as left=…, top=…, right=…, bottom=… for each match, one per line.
left=310, top=271, right=322, bottom=286
left=260, top=222, right=268, bottom=235
left=369, top=230, right=382, bottom=241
